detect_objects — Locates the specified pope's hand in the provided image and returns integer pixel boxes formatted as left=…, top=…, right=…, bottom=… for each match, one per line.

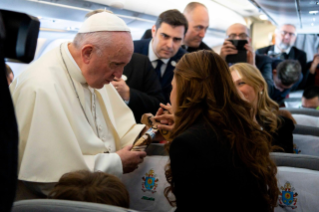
left=111, top=77, right=130, bottom=101
left=116, top=144, right=146, bottom=173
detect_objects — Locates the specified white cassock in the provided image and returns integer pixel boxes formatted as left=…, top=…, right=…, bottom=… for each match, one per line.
left=10, top=42, right=144, bottom=185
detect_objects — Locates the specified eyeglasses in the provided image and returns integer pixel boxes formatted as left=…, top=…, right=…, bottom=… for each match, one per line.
left=227, top=33, right=248, bottom=39
left=280, top=30, right=296, bottom=37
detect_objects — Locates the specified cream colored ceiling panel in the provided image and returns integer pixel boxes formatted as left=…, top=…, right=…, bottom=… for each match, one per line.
left=84, top=0, right=245, bottom=31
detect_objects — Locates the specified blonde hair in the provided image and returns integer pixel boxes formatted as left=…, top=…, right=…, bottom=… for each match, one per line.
left=229, top=63, right=280, bottom=133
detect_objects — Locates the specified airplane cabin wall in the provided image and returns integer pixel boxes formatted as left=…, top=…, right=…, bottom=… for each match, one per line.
left=251, top=21, right=277, bottom=50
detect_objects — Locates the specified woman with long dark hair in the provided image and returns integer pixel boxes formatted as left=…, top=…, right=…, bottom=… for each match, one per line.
left=163, top=50, right=278, bottom=211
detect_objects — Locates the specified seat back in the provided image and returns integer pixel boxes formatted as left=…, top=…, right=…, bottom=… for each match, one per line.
left=284, top=97, right=301, bottom=108
left=121, top=154, right=174, bottom=212
left=293, top=134, right=319, bottom=156
left=280, top=108, right=319, bottom=117
left=12, top=199, right=136, bottom=212
left=293, top=124, right=319, bottom=136
left=270, top=152, right=319, bottom=170
left=292, top=114, right=319, bottom=127
left=275, top=167, right=319, bottom=211
left=145, top=143, right=167, bottom=156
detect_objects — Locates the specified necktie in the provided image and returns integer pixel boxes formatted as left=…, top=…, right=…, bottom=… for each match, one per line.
left=280, top=52, right=288, bottom=60
left=154, top=59, right=163, bottom=79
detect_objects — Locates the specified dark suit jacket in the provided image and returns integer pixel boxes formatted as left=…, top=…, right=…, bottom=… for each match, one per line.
left=124, top=53, right=165, bottom=123
left=169, top=116, right=268, bottom=212
left=0, top=58, right=18, bottom=211
left=255, top=54, right=273, bottom=76
left=133, top=39, right=187, bottom=103
left=185, top=41, right=211, bottom=53
left=256, top=45, right=307, bottom=89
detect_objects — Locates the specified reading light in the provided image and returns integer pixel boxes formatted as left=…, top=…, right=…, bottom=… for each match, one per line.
left=259, top=14, right=268, bottom=20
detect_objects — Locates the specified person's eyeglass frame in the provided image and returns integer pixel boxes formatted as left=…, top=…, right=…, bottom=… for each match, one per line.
left=279, top=30, right=296, bottom=37
left=226, top=33, right=249, bottom=40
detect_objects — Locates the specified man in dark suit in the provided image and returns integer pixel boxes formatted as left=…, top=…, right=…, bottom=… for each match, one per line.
left=182, top=2, right=211, bottom=52
left=220, top=23, right=273, bottom=83
left=267, top=60, right=302, bottom=103
left=256, top=24, right=307, bottom=89
left=134, top=9, right=188, bottom=103
left=111, top=53, right=165, bottom=122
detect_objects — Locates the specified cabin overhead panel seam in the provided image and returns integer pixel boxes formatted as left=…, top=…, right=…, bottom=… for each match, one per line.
left=27, top=0, right=154, bottom=23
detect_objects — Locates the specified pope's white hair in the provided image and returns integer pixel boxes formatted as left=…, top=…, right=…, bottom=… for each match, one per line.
left=73, top=31, right=130, bottom=56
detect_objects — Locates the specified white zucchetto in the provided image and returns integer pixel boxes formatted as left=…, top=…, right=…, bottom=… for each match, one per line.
left=78, top=12, right=130, bottom=33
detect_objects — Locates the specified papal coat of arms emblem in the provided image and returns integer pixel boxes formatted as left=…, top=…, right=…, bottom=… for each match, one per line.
left=141, top=169, right=159, bottom=193
left=293, top=143, right=301, bottom=154
left=279, top=181, right=298, bottom=209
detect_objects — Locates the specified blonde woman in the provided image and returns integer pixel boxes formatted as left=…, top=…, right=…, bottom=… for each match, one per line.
left=230, top=63, right=294, bottom=153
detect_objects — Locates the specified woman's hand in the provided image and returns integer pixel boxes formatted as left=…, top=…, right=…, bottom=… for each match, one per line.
left=154, top=103, right=175, bottom=132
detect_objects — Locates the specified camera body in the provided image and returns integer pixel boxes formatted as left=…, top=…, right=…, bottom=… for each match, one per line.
left=225, top=39, right=248, bottom=65
left=1, top=9, right=40, bottom=63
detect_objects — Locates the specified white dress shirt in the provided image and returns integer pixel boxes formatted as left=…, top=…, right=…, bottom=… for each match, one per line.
left=148, top=39, right=169, bottom=77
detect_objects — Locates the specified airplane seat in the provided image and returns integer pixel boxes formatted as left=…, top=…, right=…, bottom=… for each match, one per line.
left=12, top=199, right=136, bottom=212
left=121, top=143, right=174, bottom=212
left=280, top=108, right=319, bottom=117
left=274, top=166, right=319, bottom=211
left=141, top=29, right=152, bottom=40
left=270, top=152, right=319, bottom=171
left=293, top=125, right=319, bottom=136
left=287, top=90, right=304, bottom=98
left=293, top=134, right=319, bottom=156
left=283, top=97, right=302, bottom=108
left=292, top=114, right=319, bottom=127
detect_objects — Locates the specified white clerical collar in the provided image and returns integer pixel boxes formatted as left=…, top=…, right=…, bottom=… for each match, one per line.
left=63, top=42, right=87, bottom=84
left=148, top=39, right=170, bottom=64
left=274, top=44, right=291, bottom=55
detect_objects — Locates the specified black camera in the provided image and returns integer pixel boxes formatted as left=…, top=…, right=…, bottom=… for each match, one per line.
left=0, top=9, right=39, bottom=212
left=0, top=9, right=40, bottom=63
left=225, top=39, right=248, bottom=65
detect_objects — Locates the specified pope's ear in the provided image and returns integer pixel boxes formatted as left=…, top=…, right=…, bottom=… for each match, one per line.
left=81, top=45, right=94, bottom=64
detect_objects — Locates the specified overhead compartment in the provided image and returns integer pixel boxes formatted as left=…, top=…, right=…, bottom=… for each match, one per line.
left=85, top=0, right=246, bottom=32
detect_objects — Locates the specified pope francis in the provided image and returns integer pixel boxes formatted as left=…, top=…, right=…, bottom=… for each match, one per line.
left=10, top=12, right=146, bottom=198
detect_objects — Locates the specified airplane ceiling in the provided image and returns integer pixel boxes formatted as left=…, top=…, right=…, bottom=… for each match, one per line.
left=252, top=0, right=319, bottom=34
left=0, top=0, right=246, bottom=32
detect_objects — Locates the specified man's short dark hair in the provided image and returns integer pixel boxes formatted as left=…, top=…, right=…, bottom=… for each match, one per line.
left=276, top=60, right=301, bottom=86
left=155, top=9, right=188, bottom=35
left=303, top=86, right=319, bottom=99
